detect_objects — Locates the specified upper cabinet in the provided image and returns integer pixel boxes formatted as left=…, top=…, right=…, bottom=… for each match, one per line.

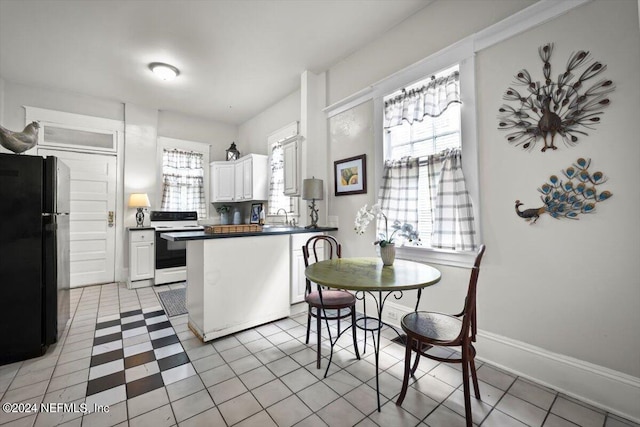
left=283, top=139, right=299, bottom=196
left=268, top=121, right=300, bottom=197
left=211, top=154, right=268, bottom=202
left=211, top=162, right=235, bottom=202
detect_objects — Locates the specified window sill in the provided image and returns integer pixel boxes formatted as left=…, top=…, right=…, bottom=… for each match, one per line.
left=394, top=245, right=477, bottom=268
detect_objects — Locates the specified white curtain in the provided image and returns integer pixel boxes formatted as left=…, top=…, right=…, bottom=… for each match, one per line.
left=161, top=149, right=206, bottom=219
left=384, top=70, right=461, bottom=128
left=427, top=149, right=476, bottom=250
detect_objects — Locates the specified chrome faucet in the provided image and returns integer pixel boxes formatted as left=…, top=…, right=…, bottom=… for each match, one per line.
left=276, top=208, right=288, bottom=226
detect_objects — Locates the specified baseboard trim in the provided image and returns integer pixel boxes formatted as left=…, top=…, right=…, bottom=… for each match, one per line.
left=476, top=331, right=640, bottom=423
left=354, top=297, right=640, bottom=423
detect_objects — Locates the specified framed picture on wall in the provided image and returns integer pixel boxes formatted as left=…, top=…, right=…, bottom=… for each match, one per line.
left=250, top=203, right=263, bottom=224
left=334, top=154, right=367, bottom=196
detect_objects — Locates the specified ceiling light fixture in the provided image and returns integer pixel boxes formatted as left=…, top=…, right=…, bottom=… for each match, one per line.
left=149, top=62, right=180, bottom=81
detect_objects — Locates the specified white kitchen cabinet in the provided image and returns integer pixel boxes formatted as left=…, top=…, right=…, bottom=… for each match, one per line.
left=128, top=228, right=154, bottom=289
left=234, top=159, right=244, bottom=201
left=283, top=138, right=299, bottom=196
left=242, top=156, right=254, bottom=200
left=290, top=232, right=325, bottom=304
left=210, top=154, right=268, bottom=202
left=211, top=162, right=235, bottom=202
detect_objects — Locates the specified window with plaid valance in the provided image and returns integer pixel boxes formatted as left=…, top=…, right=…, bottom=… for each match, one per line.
left=161, top=149, right=206, bottom=219
left=380, top=65, right=477, bottom=251
left=384, top=69, right=461, bottom=128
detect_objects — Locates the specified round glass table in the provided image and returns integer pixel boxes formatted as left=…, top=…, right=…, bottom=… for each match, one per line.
left=305, top=257, right=441, bottom=411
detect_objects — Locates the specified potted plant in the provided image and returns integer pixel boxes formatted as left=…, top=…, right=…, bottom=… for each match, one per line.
left=216, top=205, right=231, bottom=225
left=354, top=204, right=420, bottom=266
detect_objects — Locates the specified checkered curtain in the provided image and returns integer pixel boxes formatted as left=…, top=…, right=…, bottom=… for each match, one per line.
left=384, top=70, right=461, bottom=128
left=161, top=149, right=206, bottom=219
left=377, top=157, right=419, bottom=241
left=427, top=149, right=476, bottom=250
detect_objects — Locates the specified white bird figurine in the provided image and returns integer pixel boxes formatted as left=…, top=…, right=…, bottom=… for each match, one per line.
left=0, top=121, right=39, bottom=154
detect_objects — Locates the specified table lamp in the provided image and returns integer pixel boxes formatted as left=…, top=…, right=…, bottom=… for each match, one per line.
left=128, top=193, right=150, bottom=227
left=302, top=178, right=323, bottom=229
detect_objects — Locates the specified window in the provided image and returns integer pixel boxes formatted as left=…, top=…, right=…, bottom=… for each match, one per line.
left=381, top=64, right=477, bottom=251
left=267, top=139, right=296, bottom=216
left=160, top=148, right=206, bottom=219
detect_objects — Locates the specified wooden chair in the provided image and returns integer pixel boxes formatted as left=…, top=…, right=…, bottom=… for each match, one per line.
left=396, top=245, right=486, bottom=427
left=302, top=235, right=360, bottom=369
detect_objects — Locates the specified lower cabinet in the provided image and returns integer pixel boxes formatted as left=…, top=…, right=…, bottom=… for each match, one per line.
left=186, top=235, right=291, bottom=341
left=290, top=232, right=325, bottom=304
left=128, top=228, right=154, bottom=289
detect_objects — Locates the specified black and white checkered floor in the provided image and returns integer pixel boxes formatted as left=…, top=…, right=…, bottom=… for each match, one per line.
left=0, top=282, right=637, bottom=427
left=86, top=307, right=196, bottom=407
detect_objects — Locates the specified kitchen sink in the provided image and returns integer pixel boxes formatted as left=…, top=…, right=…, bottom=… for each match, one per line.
left=262, top=224, right=300, bottom=231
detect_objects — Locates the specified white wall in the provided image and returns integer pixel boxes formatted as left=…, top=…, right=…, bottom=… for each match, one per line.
left=476, top=0, right=640, bottom=377
left=1, top=81, right=124, bottom=131
left=238, top=89, right=300, bottom=155
left=324, top=0, right=640, bottom=419
left=158, top=110, right=236, bottom=162
left=328, top=100, right=376, bottom=257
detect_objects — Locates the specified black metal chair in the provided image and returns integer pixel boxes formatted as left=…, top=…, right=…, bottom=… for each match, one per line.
left=302, top=235, right=360, bottom=369
left=396, top=245, right=486, bottom=427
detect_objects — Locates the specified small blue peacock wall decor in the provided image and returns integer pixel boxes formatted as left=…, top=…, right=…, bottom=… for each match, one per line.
left=515, top=158, right=612, bottom=224
left=498, top=43, right=614, bottom=152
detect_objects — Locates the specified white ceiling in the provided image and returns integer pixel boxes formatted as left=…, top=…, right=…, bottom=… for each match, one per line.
left=0, top=0, right=431, bottom=125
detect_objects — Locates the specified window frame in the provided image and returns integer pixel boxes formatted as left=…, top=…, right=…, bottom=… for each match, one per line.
left=372, top=41, right=481, bottom=268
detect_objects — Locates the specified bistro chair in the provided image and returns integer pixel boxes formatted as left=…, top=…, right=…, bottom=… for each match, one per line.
left=302, top=235, right=360, bottom=369
left=396, top=244, right=486, bottom=427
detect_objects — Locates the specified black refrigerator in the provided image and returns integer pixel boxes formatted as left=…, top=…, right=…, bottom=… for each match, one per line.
left=0, top=153, right=71, bottom=365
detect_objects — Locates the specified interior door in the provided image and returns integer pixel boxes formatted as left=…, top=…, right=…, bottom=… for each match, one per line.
left=38, top=149, right=117, bottom=287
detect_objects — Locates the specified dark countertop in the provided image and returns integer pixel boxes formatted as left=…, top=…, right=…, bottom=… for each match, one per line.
left=161, top=226, right=338, bottom=241
left=128, top=226, right=155, bottom=231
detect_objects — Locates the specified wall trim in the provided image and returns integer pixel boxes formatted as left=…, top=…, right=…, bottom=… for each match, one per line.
left=355, top=296, right=640, bottom=423
left=473, top=0, right=592, bottom=51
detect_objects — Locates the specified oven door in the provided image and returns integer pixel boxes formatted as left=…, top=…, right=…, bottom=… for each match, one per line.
left=154, top=230, right=186, bottom=270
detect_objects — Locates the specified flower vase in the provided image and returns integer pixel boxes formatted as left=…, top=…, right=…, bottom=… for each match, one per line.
left=380, top=243, right=396, bottom=266
left=220, top=212, right=229, bottom=225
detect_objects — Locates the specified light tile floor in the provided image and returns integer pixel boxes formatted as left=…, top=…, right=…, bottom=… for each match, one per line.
left=0, top=282, right=638, bottom=427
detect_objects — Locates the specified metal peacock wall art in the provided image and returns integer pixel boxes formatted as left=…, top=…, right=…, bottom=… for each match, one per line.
left=515, top=157, right=612, bottom=224
left=498, top=43, right=614, bottom=152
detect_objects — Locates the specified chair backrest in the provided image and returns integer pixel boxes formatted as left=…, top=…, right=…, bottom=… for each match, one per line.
left=302, top=235, right=341, bottom=267
left=302, top=235, right=341, bottom=294
left=461, top=244, right=486, bottom=343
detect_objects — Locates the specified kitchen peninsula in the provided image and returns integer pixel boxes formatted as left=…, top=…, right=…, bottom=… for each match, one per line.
left=161, top=227, right=337, bottom=342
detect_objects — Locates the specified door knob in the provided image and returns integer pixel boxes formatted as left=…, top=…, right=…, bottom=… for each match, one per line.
left=108, top=211, right=115, bottom=227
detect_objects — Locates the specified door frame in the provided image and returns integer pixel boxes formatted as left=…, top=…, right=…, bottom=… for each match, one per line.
left=25, top=106, right=126, bottom=284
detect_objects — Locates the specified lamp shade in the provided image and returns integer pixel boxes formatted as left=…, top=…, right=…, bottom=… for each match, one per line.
left=302, top=178, right=323, bottom=200
left=128, top=193, right=150, bottom=208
